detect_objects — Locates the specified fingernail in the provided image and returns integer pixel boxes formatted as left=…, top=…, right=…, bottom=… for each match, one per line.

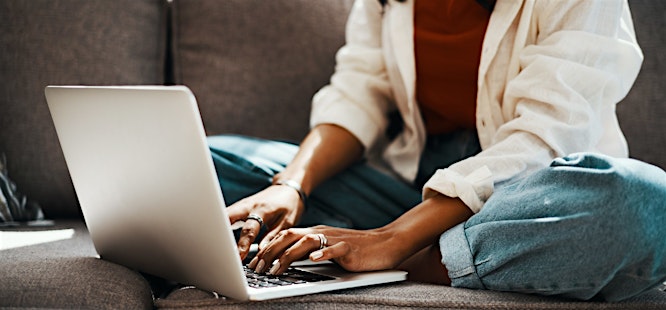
left=310, top=250, right=323, bottom=260
left=256, top=259, right=266, bottom=273
left=248, top=256, right=259, bottom=269
left=269, top=261, right=281, bottom=275
left=259, top=240, right=268, bottom=250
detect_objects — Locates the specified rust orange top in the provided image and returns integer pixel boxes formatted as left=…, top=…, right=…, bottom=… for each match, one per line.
left=414, top=0, right=492, bottom=134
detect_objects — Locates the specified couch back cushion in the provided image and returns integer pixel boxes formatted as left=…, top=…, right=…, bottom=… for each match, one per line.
left=0, top=0, right=167, bottom=218
left=618, top=0, right=666, bottom=169
left=0, top=0, right=662, bottom=220
left=170, top=0, right=354, bottom=142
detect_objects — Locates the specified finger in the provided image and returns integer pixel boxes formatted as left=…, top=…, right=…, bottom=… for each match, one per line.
left=226, top=199, right=250, bottom=224
left=309, top=241, right=350, bottom=262
left=259, top=224, right=286, bottom=250
left=247, top=255, right=260, bottom=269
left=269, top=234, right=322, bottom=275
left=237, top=219, right=262, bottom=260
left=255, top=220, right=292, bottom=257
left=254, top=229, right=308, bottom=273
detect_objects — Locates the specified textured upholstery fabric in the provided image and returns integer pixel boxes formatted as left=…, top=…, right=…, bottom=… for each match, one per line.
left=0, top=0, right=167, bottom=219
left=170, top=0, right=354, bottom=143
left=0, top=221, right=153, bottom=309
left=617, top=0, right=666, bottom=169
left=155, top=283, right=666, bottom=310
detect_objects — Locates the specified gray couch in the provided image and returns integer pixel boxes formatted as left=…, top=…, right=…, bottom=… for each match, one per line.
left=1, top=0, right=664, bottom=309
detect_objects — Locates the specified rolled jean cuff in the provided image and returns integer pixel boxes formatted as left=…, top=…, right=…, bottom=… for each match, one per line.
left=439, top=223, right=485, bottom=290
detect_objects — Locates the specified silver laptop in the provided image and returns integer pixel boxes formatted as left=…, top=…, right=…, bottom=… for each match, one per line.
left=44, top=85, right=407, bottom=301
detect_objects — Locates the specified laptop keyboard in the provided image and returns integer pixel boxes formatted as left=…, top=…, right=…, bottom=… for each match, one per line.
left=244, top=265, right=335, bottom=289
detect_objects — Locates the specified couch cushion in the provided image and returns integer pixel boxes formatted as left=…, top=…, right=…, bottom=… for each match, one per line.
left=170, top=0, right=354, bottom=143
left=0, top=221, right=153, bottom=309
left=617, top=0, right=666, bottom=169
left=0, top=0, right=167, bottom=219
left=155, top=282, right=666, bottom=310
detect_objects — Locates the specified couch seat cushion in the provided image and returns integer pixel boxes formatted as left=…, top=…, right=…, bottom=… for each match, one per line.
left=155, top=280, right=666, bottom=310
left=0, top=220, right=153, bottom=309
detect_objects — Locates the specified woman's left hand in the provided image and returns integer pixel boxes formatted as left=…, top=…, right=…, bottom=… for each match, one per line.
left=248, top=225, right=405, bottom=275
left=248, top=195, right=474, bottom=276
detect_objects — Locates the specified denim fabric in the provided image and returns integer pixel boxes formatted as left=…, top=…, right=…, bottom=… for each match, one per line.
left=208, top=135, right=295, bottom=205
left=440, top=153, right=666, bottom=301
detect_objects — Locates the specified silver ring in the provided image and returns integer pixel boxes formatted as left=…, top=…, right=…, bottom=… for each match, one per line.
left=315, top=233, right=328, bottom=250
left=246, top=213, right=264, bottom=227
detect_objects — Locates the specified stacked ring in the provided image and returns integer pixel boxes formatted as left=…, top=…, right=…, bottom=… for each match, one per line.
left=246, top=213, right=264, bottom=227
left=316, top=233, right=328, bottom=250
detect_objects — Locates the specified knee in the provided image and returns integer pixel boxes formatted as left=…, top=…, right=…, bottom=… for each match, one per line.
left=550, top=153, right=665, bottom=183
left=550, top=154, right=666, bottom=296
left=464, top=154, right=666, bottom=300
left=553, top=152, right=666, bottom=234
left=547, top=153, right=666, bottom=211
left=486, top=153, right=665, bottom=224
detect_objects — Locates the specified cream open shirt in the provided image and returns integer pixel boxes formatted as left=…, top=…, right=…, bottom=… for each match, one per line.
left=310, top=0, right=643, bottom=213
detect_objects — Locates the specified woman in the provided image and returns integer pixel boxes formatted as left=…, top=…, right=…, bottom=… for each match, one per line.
left=209, top=0, right=666, bottom=301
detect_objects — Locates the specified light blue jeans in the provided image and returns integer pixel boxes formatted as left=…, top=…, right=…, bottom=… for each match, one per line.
left=208, top=132, right=666, bottom=301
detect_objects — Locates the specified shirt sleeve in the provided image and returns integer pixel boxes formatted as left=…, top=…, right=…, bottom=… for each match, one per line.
left=310, top=0, right=395, bottom=151
left=423, top=0, right=643, bottom=213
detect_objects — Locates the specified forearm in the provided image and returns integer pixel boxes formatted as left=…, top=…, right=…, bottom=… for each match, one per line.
left=275, top=124, right=364, bottom=196
left=380, top=194, right=473, bottom=264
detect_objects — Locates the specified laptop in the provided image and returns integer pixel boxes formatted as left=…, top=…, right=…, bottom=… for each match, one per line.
left=44, top=85, right=407, bottom=301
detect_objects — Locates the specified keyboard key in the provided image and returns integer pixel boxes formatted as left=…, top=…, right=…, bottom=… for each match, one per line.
left=243, top=265, right=335, bottom=289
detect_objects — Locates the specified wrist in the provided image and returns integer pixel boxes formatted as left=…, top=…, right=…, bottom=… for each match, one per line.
left=378, top=195, right=472, bottom=261
left=272, top=177, right=308, bottom=209
left=368, top=225, right=413, bottom=269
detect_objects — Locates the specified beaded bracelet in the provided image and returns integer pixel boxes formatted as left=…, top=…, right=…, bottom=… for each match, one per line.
left=274, top=179, right=308, bottom=208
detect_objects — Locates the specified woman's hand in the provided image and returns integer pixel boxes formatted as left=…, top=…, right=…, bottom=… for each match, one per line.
left=248, top=194, right=474, bottom=278
left=247, top=225, right=407, bottom=275
left=227, top=124, right=365, bottom=261
left=226, top=184, right=305, bottom=261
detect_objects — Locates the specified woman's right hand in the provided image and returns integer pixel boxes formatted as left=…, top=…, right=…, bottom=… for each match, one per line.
left=226, top=183, right=305, bottom=261
left=227, top=124, right=365, bottom=261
